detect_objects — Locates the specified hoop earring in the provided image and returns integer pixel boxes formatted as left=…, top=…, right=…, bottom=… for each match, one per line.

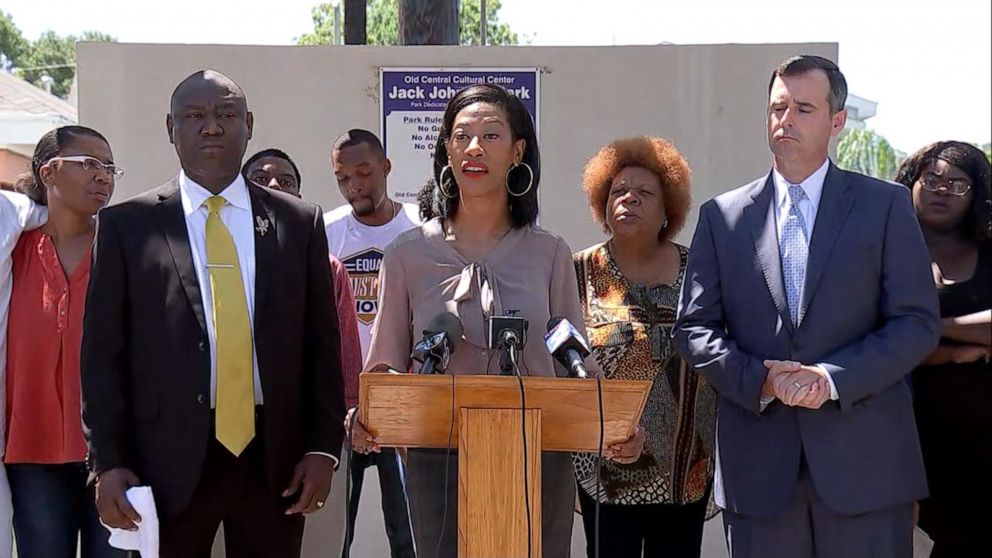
left=506, top=162, right=534, bottom=197
left=439, top=165, right=458, bottom=199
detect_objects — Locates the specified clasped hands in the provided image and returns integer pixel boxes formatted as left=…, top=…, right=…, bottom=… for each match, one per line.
left=762, top=360, right=831, bottom=410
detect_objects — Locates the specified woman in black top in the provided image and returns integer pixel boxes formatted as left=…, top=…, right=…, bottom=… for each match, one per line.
left=896, top=141, right=991, bottom=558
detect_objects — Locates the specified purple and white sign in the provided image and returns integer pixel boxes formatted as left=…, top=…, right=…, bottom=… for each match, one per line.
left=380, top=68, right=540, bottom=202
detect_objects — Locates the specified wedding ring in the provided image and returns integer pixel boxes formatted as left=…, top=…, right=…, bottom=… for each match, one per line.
left=793, top=382, right=802, bottom=389
left=316, top=501, right=325, bottom=509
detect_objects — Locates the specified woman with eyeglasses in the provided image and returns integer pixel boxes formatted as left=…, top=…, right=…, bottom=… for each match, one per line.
left=5, top=126, right=124, bottom=558
left=895, top=141, right=991, bottom=558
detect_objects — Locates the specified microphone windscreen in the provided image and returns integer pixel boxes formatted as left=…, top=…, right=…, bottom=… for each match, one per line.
left=427, top=312, right=463, bottom=345
left=544, top=317, right=591, bottom=356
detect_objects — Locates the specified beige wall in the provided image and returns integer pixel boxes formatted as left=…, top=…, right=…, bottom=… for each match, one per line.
left=76, top=41, right=836, bottom=558
left=77, top=41, right=836, bottom=251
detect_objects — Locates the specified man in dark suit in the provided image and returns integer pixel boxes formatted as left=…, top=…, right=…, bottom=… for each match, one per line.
left=673, top=55, right=940, bottom=557
left=81, top=70, right=346, bottom=558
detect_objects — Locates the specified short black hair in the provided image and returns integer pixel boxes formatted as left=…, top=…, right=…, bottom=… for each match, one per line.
left=769, top=55, right=848, bottom=113
left=19, top=125, right=110, bottom=206
left=170, top=69, right=247, bottom=114
left=332, top=129, right=385, bottom=158
left=895, top=141, right=991, bottom=242
left=417, top=84, right=541, bottom=228
left=241, top=148, right=303, bottom=188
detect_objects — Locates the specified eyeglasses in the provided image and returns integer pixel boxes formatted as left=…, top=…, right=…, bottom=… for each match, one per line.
left=48, top=156, right=125, bottom=178
left=918, top=173, right=971, bottom=196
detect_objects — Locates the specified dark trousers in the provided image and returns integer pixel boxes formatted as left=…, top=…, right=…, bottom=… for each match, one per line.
left=915, top=388, right=990, bottom=558
left=342, top=447, right=415, bottom=558
left=722, top=461, right=913, bottom=558
left=577, top=484, right=708, bottom=558
left=159, top=434, right=305, bottom=558
left=919, top=497, right=985, bottom=558
left=7, top=462, right=125, bottom=558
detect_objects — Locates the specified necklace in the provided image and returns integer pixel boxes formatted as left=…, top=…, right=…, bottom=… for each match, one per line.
left=444, top=216, right=511, bottom=239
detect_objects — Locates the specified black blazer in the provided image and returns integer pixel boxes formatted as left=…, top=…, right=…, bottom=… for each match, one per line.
left=81, top=179, right=346, bottom=518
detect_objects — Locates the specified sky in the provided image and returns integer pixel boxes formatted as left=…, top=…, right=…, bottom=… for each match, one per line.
left=3, top=0, right=990, bottom=154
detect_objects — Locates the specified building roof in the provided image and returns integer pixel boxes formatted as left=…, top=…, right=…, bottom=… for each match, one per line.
left=845, top=93, right=877, bottom=122
left=0, top=70, right=77, bottom=121
left=0, top=144, right=33, bottom=158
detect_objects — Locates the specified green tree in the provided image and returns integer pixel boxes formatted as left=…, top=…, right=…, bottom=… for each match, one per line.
left=298, top=0, right=521, bottom=46
left=458, top=0, right=517, bottom=45
left=0, top=10, right=28, bottom=70
left=837, top=128, right=898, bottom=180
left=367, top=0, right=399, bottom=45
left=16, top=30, right=115, bottom=98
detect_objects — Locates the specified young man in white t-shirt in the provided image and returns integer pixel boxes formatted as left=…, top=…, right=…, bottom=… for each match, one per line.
left=325, top=129, right=420, bottom=558
left=0, top=187, right=48, bottom=558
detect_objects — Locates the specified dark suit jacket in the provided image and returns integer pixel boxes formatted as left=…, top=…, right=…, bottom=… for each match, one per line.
left=673, top=163, right=940, bottom=518
left=81, top=179, right=346, bottom=518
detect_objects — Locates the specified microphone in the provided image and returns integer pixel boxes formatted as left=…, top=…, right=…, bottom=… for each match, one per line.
left=544, top=317, right=591, bottom=379
left=411, top=312, right=463, bottom=375
left=488, top=314, right=529, bottom=375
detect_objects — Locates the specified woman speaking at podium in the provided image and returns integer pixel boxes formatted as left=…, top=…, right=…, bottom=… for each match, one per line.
left=349, top=84, right=595, bottom=557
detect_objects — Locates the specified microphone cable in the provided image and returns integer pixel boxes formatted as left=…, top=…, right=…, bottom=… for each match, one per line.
left=341, top=406, right=358, bottom=558
left=435, top=372, right=456, bottom=558
left=509, top=344, right=534, bottom=558
left=595, top=373, right=604, bottom=558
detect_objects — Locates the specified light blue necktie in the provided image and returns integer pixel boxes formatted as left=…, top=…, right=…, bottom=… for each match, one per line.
left=780, top=184, right=809, bottom=326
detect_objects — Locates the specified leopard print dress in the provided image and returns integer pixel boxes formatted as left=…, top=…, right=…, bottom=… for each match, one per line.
left=571, top=242, right=716, bottom=505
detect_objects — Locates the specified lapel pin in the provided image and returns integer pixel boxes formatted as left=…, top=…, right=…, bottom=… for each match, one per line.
left=255, top=216, right=270, bottom=236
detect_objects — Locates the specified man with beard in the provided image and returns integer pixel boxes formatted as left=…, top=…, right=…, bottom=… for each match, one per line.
left=324, top=129, right=419, bottom=558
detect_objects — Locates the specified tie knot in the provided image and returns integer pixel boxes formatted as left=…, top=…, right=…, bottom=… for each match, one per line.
left=788, top=184, right=806, bottom=205
left=205, top=196, right=226, bottom=214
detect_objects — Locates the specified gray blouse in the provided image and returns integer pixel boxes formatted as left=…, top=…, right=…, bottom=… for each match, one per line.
left=364, top=217, right=598, bottom=377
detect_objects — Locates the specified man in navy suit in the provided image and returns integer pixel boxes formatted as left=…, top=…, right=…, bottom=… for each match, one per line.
left=674, top=55, right=940, bottom=557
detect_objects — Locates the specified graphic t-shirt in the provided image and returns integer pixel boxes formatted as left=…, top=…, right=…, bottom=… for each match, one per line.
left=324, top=202, right=421, bottom=361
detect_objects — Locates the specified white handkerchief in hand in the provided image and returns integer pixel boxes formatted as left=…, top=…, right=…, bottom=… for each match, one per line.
left=913, top=526, right=934, bottom=558
left=102, top=486, right=159, bottom=558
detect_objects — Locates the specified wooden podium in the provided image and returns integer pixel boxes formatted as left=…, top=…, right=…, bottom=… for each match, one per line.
left=358, top=373, right=652, bottom=558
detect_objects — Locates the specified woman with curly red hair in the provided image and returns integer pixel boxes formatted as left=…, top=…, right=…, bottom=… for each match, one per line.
left=572, top=137, right=715, bottom=557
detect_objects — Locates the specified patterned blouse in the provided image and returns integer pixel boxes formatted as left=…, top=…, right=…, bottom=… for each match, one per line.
left=572, top=242, right=716, bottom=505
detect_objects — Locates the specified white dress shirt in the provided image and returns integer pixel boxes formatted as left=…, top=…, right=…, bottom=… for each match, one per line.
left=178, top=173, right=337, bottom=466
left=1, top=191, right=47, bottom=455
left=768, top=158, right=839, bottom=401
left=772, top=160, right=827, bottom=255
left=178, top=171, right=264, bottom=406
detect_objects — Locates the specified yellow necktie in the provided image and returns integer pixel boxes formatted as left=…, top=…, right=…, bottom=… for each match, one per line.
left=205, top=196, right=255, bottom=456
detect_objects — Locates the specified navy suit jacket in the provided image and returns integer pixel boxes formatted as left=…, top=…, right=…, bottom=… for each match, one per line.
left=673, top=163, right=940, bottom=518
